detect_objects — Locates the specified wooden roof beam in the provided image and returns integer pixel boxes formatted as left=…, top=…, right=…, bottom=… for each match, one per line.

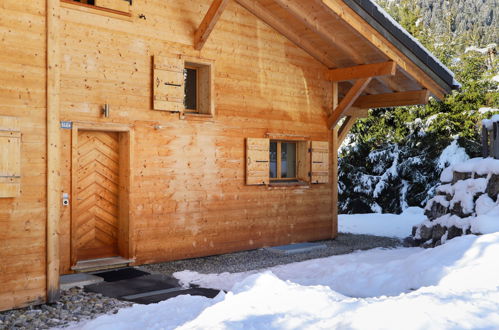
left=271, top=0, right=364, bottom=66
left=344, top=106, right=369, bottom=118
left=328, top=77, right=371, bottom=129
left=320, top=0, right=447, bottom=99
left=194, top=0, right=230, bottom=50
left=235, top=0, right=335, bottom=67
left=327, top=61, right=396, bottom=82
left=353, top=90, right=430, bottom=109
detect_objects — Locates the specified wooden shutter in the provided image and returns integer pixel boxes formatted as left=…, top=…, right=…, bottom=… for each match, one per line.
left=94, top=0, right=130, bottom=12
left=246, top=138, right=270, bottom=185
left=153, top=55, right=185, bottom=112
left=311, top=141, right=329, bottom=184
left=0, top=116, right=21, bottom=197
left=297, top=140, right=311, bottom=182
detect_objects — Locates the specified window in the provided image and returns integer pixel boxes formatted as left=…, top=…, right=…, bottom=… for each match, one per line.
left=270, top=141, right=297, bottom=181
left=183, top=61, right=213, bottom=115
left=246, top=138, right=329, bottom=186
left=61, top=0, right=132, bottom=15
left=153, top=55, right=214, bottom=116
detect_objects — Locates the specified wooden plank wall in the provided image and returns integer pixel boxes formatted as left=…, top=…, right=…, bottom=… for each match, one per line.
left=0, top=0, right=48, bottom=310
left=0, top=0, right=336, bottom=310
left=56, top=0, right=334, bottom=271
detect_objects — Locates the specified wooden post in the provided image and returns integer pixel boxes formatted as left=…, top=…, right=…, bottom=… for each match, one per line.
left=331, top=82, right=339, bottom=238
left=482, top=126, right=489, bottom=158
left=46, top=0, right=61, bottom=303
left=493, top=122, right=499, bottom=159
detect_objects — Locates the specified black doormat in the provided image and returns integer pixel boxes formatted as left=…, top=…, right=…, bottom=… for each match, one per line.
left=85, top=274, right=180, bottom=298
left=93, top=267, right=150, bottom=282
left=84, top=271, right=221, bottom=305
left=126, top=287, right=222, bottom=305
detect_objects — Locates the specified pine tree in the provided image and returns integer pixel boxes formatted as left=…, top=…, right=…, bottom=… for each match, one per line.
left=338, top=0, right=499, bottom=214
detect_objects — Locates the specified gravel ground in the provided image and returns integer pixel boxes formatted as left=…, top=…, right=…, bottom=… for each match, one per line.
left=141, top=233, right=402, bottom=276
left=0, top=233, right=400, bottom=329
left=0, top=287, right=132, bottom=330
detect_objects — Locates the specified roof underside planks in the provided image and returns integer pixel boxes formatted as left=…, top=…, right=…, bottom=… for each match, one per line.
left=230, top=0, right=456, bottom=108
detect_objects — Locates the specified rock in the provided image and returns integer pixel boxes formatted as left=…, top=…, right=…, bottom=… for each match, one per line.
left=452, top=171, right=472, bottom=183
left=424, top=201, right=449, bottom=221
left=0, top=287, right=132, bottom=329
left=403, top=236, right=415, bottom=247
left=434, top=239, right=442, bottom=247
left=419, top=225, right=433, bottom=241
left=422, top=240, right=434, bottom=249
left=450, top=202, right=471, bottom=218
left=486, top=174, right=499, bottom=200
left=432, top=224, right=446, bottom=242
left=411, top=226, right=418, bottom=237
left=474, top=173, right=488, bottom=179
left=447, top=226, right=463, bottom=240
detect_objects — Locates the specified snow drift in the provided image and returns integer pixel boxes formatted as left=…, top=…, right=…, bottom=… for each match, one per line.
left=73, top=232, right=499, bottom=330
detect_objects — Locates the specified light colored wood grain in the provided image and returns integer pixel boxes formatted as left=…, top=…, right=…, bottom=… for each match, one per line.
left=327, top=61, right=396, bottom=82
left=353, top=90, right=430, bottom=109
left=46, top=0, right=61, bottom=304
left=194, top=0, right=230, bottom=50
left=311, top=141, right=329, bottom=184
left=246, top=138, right=270, bottom=185
left=328, top=77, right=371, bottom=129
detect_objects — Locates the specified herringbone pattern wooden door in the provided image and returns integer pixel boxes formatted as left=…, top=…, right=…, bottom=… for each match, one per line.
left=75, top=130, right=120, bottom=261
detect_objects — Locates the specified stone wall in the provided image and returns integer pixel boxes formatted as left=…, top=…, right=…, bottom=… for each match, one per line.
left=410, top=166, right=499, bottom=248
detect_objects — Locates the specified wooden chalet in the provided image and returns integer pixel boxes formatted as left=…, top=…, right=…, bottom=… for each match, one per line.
left=0, top=0, right=457, bottom=310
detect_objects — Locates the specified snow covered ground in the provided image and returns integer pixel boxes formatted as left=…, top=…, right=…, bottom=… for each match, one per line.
left=338, top=206, right=425, bottom=238
left=71, top=212, right=499, bottom=330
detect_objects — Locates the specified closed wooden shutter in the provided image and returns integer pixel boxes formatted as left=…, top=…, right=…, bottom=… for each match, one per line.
left=246, top=138, right=270, bottom=185
left=94, top=0, right=130, bottom=12
left=153, top=55, right=185, bottom=112
left=311, top=141, right=329, bottom=184
left=0, top=116, right=21, bottom=197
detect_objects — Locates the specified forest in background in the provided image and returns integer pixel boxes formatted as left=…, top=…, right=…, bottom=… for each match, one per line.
left=338, top=0, right=498, bottom=214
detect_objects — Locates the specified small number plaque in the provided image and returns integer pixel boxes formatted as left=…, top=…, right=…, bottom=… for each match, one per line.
left=60, top=121, right=73, bottom=129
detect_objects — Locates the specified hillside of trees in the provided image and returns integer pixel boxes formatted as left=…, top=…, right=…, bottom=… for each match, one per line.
left=338, top=0, right=498, bottom=214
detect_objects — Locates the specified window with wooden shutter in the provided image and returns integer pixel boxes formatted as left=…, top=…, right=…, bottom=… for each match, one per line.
left=153, top=55, right=185, bottom=113
left=246, top=138, right=270, bottom=185
left=0, top=116, right=21, bottom=198
left=311, top=141, right=329, bottom=184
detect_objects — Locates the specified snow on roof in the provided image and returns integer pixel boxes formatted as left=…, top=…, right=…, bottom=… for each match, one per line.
left=348, top=0, right=461, bottom=91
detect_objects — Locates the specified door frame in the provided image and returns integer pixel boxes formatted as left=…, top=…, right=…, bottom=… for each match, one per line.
left=70, top=122, right=134, bottom=266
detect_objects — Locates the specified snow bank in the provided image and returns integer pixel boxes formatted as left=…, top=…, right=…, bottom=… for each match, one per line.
left=339, top=207, right=425, bottom=238
left=73, top=233, right=499, bottom=329
left=438, top=140, right=470, bottom=182
left=441, top=157, right=499, bottom=180
left=482, top=114, right=499, bottom=130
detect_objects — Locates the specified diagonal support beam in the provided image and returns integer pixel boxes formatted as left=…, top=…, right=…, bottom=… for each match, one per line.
left=328, top=77, right=371, bottom=129
left=338, top=116, right=358, bottom=145
left=194, top=0, right=230, bottom=50
left=353, top=90, right=430, bottom=109
left=327, top=61, right=396, bottom=82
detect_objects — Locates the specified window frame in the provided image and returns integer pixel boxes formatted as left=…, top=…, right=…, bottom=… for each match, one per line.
left=183, top=59, right=215, bottom=117
left=60, top=0, right=132, bottom=18
left=270, top=140, right=298, bottom=181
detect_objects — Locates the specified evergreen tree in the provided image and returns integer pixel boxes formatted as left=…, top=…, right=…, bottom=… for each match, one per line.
left=339, top=0, right=499, bottom=214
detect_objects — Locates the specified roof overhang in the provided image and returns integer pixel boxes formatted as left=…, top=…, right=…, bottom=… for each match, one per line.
left=344, top=0, right=460, bottom=94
